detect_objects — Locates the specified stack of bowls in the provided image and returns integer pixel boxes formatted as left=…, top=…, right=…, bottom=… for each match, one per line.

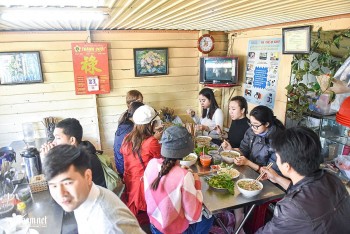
left=336, top=96, right=350, bottom=127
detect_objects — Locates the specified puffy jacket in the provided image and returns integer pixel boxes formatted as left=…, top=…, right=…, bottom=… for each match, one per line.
left=256, top=170, right=350, bottom=234
left=113, top=120, right=133, bottom=175
left=239, top=125, right=281, bottom=173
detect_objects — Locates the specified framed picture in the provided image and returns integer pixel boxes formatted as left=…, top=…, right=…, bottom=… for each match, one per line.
left=133, top=48, right=168, bottom=77
left=0, top=51, right=43, bottom=85
left=282, top=26, right=311, bottom=54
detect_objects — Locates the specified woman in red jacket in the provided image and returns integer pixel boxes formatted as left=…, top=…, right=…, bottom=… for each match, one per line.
left=120, top=105, right=162, bottom=224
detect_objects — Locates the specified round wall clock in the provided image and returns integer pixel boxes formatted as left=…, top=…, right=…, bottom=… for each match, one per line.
left=197, top=34, right=215, bottom=54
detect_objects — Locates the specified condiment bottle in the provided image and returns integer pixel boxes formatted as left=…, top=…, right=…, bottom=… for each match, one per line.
left=17, top=202, right=27, bottom=216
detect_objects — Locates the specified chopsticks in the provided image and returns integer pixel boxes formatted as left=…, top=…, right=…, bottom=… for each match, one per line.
left=255, top=162, right=273, bottom=182
left=198, top=169, right=218, bottom=176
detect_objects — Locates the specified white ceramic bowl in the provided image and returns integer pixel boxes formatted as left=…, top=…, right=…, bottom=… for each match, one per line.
left=236, top=178, right=263, bottom=197
left=218, top=168, right=240, bottom=179
left=195, top=136, right=212, bottom=147
left=220, top=150, right=240, bottom=164
left=180, top=153, right=198, bottom=168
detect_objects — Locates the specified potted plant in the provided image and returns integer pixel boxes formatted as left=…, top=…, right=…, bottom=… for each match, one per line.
left=286, top=28, right=350, bottom=121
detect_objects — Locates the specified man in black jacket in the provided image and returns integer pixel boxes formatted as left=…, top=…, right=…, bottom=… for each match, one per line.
left=257, top=126, right=350, bottom=234
left=40, top=118, right=106, bottom=188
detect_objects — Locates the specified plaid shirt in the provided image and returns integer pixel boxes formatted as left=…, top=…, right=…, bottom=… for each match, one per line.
left=144, top=158, right=203, bottom=234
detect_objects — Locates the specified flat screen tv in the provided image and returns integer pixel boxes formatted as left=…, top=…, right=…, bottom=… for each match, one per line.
left=200, top=57, right=238, bottom=85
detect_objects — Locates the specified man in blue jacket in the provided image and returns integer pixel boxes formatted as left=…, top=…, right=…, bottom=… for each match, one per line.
left=257, top=126, right=350, bottom=234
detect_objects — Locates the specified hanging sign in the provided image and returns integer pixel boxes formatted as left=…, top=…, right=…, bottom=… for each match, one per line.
left=71, top=43, right=110, bottom=95
left=243, top=38, right=282, bottom=109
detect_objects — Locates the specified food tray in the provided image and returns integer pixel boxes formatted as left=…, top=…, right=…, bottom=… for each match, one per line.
left=29, top=174, right=48, bottom=193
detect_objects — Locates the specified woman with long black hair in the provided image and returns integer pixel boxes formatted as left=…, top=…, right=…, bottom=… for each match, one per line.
left=188, top=88, right=224, bottom=145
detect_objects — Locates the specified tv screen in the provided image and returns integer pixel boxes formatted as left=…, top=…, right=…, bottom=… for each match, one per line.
left=200, top=57, right=238, bottom=84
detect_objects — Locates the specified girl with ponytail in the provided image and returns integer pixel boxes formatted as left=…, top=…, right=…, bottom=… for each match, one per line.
left=144, top=126, right=214, bottom=234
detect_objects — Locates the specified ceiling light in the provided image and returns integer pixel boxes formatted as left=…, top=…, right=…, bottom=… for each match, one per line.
left=1, top=0, right=105, bottom=7
left=1, top=10, right=107, bottom=22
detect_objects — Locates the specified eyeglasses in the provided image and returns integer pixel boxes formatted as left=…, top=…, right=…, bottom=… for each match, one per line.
left=247, top=120, right=263, bottom=130
left=150, top=109, right=160, bottom=123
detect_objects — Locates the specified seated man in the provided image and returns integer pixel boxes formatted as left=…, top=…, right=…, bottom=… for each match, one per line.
left=43, top=145, right=144, bottom=234
left=41, top=118, right=106, bottom=188
left=257, top=126, right=350, bottom=233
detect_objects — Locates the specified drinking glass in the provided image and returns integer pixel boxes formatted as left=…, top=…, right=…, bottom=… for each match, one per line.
left=22, top=123, right=35, bottom=143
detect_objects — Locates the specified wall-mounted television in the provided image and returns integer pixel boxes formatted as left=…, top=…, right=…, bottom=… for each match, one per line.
left=199, top=57, right=238, bottom=85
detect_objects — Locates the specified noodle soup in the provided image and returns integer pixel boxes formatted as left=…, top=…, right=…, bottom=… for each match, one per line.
left=236, top=179, right=263, bottom=197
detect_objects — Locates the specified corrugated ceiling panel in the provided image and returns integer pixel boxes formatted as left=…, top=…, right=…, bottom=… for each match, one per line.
left=0, top=0, right=349, bottom=31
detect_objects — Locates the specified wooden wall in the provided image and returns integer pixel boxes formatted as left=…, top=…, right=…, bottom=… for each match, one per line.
left=0, top=30, right=227, bottom=157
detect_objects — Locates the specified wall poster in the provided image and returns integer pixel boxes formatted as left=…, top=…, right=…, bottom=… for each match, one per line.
left=71, top=43, right=110, bottom=95
left=243, top=38, right=282, bottom=109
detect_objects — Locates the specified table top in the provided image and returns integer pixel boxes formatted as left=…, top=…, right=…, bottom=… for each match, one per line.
left=7, top=138, right=77, bottom=234
left=192, top=163, right=285, bottom=214
left=28, top=189, right=63, bottom=234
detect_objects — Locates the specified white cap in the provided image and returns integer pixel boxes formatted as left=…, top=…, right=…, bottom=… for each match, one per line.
left=133, top=105, right=160, bottom=125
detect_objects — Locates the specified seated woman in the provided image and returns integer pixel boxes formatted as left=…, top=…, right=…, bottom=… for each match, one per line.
left=225, top=105, right=285, bottom=174
left=222, top=96, right=250, bottom=149
left=187, top=88, right=224, bottom=145
left=220, top=96, right=249, bottom=233
left=144, top=126, right=213, bottom=234
left=114, top=101, right=144, bottom=177
left=120, top=105, right=163, bottom=225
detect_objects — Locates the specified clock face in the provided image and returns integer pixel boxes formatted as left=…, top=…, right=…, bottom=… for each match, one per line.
left=198, top=34, right=214, bottom=53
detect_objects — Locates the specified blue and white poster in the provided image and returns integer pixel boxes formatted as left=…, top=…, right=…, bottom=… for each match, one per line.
left=244, top=38, right=282, bottom=109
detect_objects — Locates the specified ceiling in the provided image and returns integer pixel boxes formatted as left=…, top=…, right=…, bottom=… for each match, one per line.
left=0, top=0, right=350, bottom=32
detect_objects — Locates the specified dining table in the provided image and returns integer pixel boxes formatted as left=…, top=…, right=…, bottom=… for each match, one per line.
left=192, top=162, right=285, bottom=234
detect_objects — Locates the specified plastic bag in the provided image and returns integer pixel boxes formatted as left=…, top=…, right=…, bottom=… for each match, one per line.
left=334, top=155, right=350, bottom=179
left=334, top=56, right=350, bottom=88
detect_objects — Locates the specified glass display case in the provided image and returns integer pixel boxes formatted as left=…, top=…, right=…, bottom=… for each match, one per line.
left=299, top=112, right=350, bottom=160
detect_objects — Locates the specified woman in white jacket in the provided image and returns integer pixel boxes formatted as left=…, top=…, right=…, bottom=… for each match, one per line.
left=188, top=88, right=223, bottom=145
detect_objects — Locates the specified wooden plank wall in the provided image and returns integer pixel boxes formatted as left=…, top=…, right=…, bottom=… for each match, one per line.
left=0, top=31, right=100, bottom=147
left=0, top=30, right=227, bottom=157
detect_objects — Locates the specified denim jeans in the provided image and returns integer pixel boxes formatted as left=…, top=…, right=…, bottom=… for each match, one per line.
left=150, top=215, right=214, bottom=234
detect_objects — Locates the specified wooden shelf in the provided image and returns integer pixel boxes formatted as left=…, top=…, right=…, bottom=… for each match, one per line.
left=204, top=83, right=240, bottom=88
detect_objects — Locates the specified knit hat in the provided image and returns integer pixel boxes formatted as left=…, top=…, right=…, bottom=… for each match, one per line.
left=161, top=126, right=194, bottom=159
left=133, top=105, right=160, bottom=124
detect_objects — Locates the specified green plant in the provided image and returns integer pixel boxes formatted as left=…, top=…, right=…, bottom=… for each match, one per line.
left=286, top=28, right=350, bottom=120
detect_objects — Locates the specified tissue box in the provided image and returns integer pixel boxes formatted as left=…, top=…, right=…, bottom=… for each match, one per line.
left=29, top=174, right=48, bottom=193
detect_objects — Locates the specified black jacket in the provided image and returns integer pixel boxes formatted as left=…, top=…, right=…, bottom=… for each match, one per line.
left=256, top=170, right=350, bottom=234
left=80, top=141, right=107, bottom=188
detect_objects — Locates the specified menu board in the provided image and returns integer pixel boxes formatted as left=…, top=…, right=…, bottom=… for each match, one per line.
left=71, top=43, right=110, bottom=95
left=243, top=38, right=282, bottom=109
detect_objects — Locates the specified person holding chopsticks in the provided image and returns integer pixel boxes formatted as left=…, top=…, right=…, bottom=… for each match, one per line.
left=187, top=88, right=224, bottom=145
left=256, top=126, right=350, bottom=233
left=223, top=105, right=285, bottom=174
